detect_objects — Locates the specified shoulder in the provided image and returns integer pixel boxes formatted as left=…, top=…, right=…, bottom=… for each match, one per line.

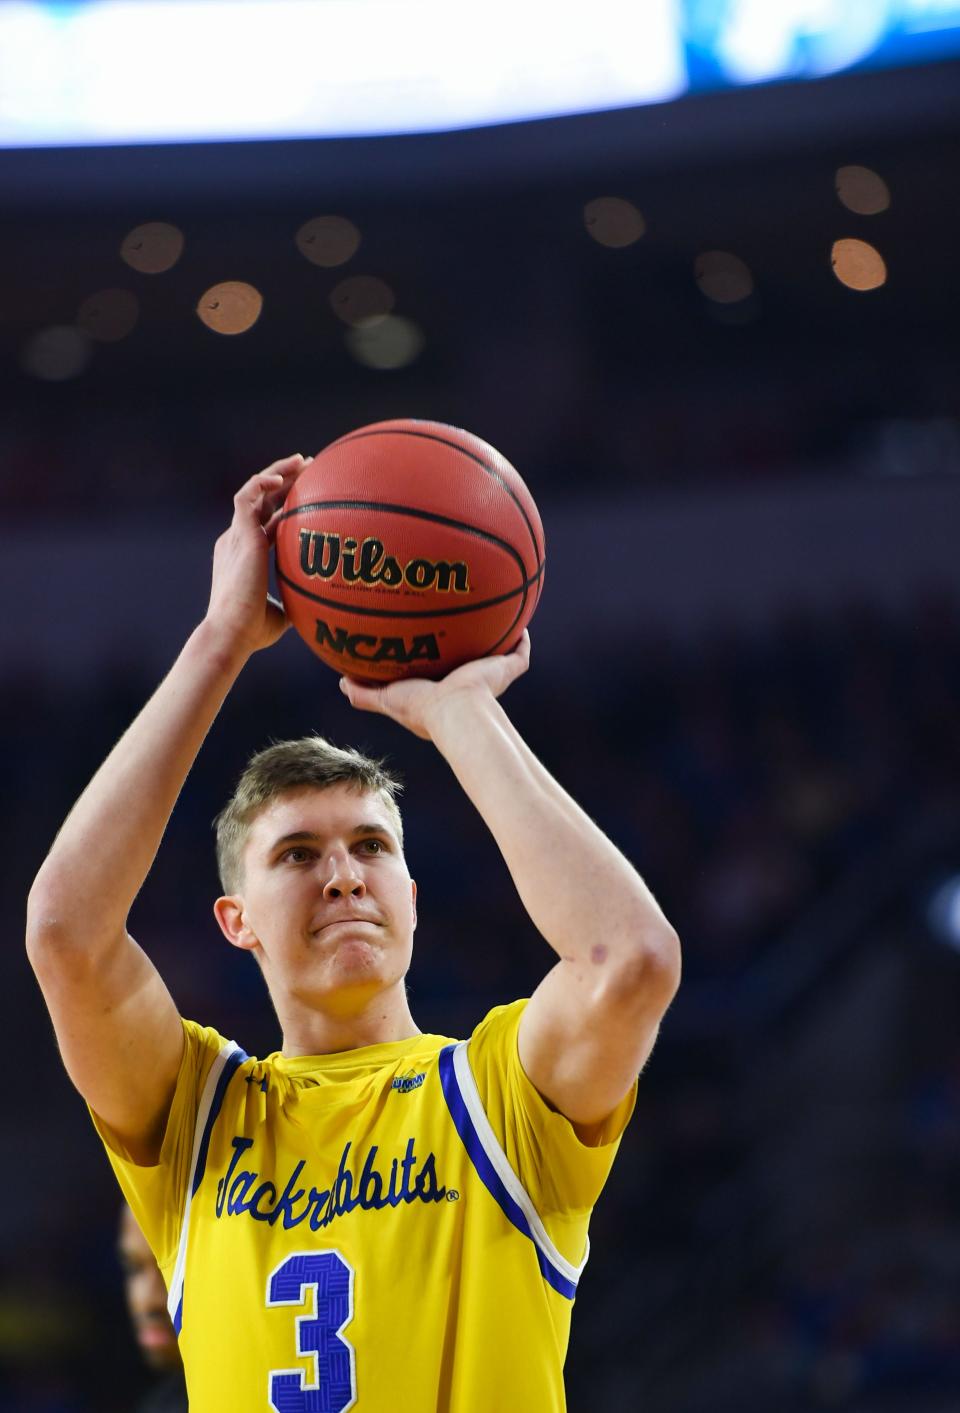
left=181, top=1017, right=240, bottom=1054
left=465, top=997, right=635, bottom=1152
left=170, top=1021, right=259, bottom=1135
left=445, top=1000, right=529, bottom=1120
left=452, top=997, right=632, bottom=1213
left=465, top=998, right=528, bottom=1063
left=180, top=1019, right=255, bottom=1079
left=434, top=1000, right=527, bottom=1098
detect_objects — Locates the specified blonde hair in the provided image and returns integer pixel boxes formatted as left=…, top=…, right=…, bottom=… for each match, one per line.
left=214, top=735, right=403, bottom=893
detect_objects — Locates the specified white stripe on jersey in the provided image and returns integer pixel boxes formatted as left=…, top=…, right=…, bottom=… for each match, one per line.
left=167, top=1039, right=244, bottom=1327
left=453, top=1041, right=589, bottom=1286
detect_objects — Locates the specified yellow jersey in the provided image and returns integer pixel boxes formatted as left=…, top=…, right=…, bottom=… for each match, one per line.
left=92, top=999, right=634, bottom=1412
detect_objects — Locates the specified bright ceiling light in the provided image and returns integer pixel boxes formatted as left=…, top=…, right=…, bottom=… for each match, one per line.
left=831, top=238, right=887, bottom=291
left=196, top=281, right=263, bottom=334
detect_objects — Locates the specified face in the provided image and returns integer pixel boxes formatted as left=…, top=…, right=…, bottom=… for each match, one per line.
left=215, top=783, right=417, bottom=1017
left=117, top=1205, right=181, bottom=1374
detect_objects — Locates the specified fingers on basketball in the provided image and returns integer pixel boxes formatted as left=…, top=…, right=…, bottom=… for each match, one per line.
left=233, top=456, right=310, bottom=536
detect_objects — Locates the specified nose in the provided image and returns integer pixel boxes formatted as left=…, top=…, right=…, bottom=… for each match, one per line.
left=322, top=849, right=366, bottom=900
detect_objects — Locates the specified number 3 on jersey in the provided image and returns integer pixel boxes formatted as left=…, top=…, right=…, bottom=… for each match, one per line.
left=267, top=1251, right=357, bottom=1413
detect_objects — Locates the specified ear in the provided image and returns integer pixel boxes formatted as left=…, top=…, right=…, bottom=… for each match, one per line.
left=410, top=878, right=417, bottom=933
left=213, top=895, right=260, bottom=952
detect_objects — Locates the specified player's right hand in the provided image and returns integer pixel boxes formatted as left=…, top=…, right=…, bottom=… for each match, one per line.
left=204, top=454, right=308, bottom=659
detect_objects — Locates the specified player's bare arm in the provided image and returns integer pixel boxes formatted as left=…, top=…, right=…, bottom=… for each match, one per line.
left=26, top=455, right=307, bottom=1163
left=340, top=639, right=682, bottom=1127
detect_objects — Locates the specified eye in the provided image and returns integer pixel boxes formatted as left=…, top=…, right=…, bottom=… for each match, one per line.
left=280, top=846, right=313, bottom=864
left=359, top=838, right=385, bottom=854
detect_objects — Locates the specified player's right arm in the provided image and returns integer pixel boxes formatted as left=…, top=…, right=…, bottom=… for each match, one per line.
left=26, top=456, right=305, bottom=1164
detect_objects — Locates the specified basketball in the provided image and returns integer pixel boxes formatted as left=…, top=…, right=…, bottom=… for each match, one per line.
left=274, top=419, right=545, bottom=681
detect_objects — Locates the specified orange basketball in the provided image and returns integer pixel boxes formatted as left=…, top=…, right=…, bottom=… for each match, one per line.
left=275, top=419, right=545, bottom=682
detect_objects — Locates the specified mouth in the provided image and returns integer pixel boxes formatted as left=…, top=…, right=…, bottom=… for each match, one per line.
left=136, top=1321, right=176, bottom=1348
left=313, top=916, right=383, bottom=935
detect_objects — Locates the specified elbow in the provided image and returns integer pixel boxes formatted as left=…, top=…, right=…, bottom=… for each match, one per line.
left=26, top=866, right=69, bottom=931
left=26, top=880, right=56, bottom=954
left=25, top=880, right=97, bottom=976
left=27, top=871, right=128, bottom=977
left=611, top=925, right=682, bottom=1013
left=26, top=862, right=63, bottom=931
left=25, top=888, right=71, bottom=973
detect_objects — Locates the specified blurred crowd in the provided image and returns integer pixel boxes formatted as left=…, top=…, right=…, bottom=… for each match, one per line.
left=3, top=589, right=960, bottom=1410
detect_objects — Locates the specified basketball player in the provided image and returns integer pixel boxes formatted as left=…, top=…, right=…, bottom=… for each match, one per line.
left=27, top=454, right=681, bottom=1411
left=117, top=1204, right=188, bottom=1412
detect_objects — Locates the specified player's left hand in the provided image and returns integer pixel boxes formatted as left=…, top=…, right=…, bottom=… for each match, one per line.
left=338, top=631, right=531, bottom=741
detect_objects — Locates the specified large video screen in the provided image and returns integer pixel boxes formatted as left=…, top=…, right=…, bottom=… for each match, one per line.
left=1, top=0, right=959, bottom=148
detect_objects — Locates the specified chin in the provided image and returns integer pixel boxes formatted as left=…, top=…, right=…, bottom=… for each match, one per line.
left=330, top=938, right=388, bottom=978
left=143, top=1342, right=182, bottom=1374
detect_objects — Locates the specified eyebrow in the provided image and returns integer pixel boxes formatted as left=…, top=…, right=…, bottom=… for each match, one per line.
left=269, top=824, right=395, bottom=853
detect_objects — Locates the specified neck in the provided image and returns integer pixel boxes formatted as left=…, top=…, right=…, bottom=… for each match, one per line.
left=278, top=983, right=420, bottom=1057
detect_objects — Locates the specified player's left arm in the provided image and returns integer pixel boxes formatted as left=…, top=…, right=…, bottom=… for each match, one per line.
left=339, top=634, right=681, bottom=1127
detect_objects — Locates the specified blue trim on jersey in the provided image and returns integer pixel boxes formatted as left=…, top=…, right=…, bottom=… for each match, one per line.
left=191, top=1045, right=249, bottom=1197
left=437, top=1043, right=578, bottom=1301
left=171, top=1044, right=249, bottom=1337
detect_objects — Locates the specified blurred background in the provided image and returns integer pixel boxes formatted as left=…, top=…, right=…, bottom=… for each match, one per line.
left=3, top=2, right=960, bottom=1409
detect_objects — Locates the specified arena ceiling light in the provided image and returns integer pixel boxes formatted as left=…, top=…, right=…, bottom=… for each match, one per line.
left=0, top=0, right=683, bottom=146
left=927, top=875, right=960, bottom=954
left=1, top=1, right=958, bottom=149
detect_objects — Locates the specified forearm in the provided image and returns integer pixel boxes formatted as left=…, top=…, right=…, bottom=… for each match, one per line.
left=427, top=691, right=676, bottom=970
left=28, top=620, right=249, bottom=949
